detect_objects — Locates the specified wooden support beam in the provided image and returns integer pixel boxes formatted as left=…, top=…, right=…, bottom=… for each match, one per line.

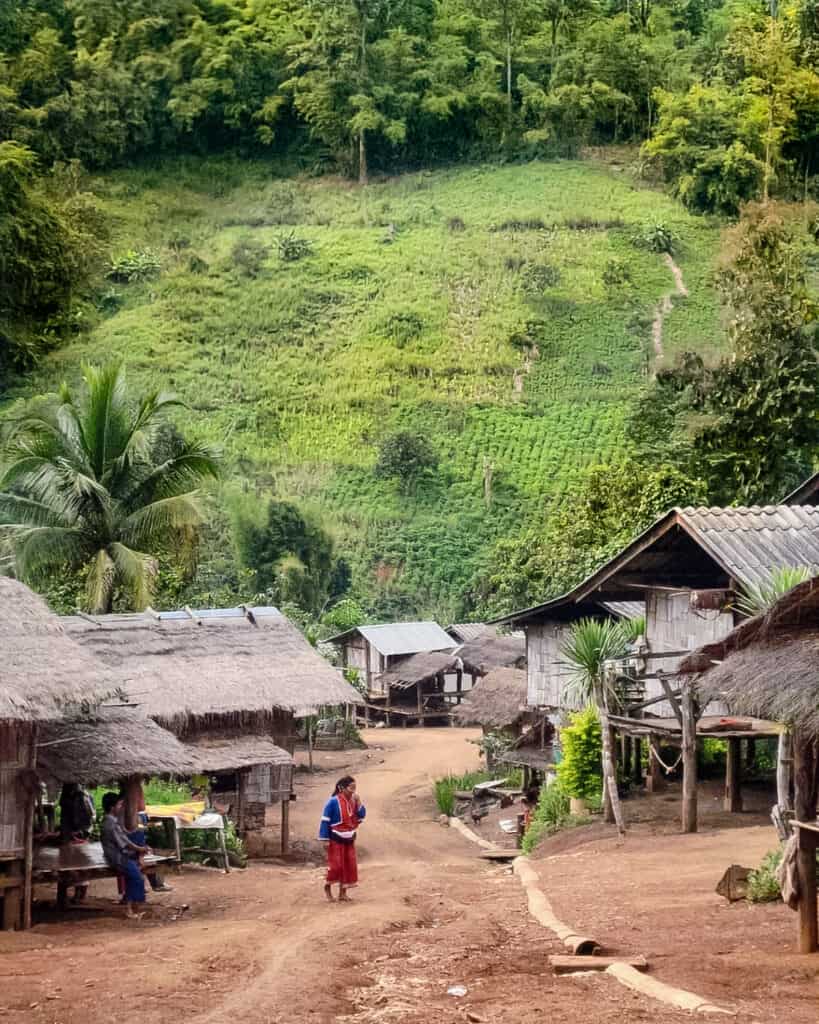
left=681, top=684, right=698, bottom=833
left=724, top=737, right=742, bottom=813
left=794, top=737, right=819, bottom=953
left=777, top=732, right=793, bottom=811
left=645, top=735, right=664, bottom=793
left=281, top=796, right=290, bottom=857
left=632, top=736, right=643, bottom=787
left=417, top=682, right=424, bottom=727
left=658, top=675, right=683, bottom=725
left=122, top=774, right=144, bottom=832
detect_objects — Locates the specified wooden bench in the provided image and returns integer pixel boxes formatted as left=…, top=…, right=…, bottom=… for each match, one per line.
left=33, top=842, right=177, bottom=910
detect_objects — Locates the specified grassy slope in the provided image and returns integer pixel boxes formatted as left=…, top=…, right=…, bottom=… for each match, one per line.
left=11, top=156, right=724, bottom=618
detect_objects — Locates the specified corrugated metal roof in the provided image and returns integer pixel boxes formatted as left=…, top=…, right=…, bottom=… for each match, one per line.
left=601, top=601, right=644, bottom=621
left=330, top=621, right=454, bottom=656
left=360, top=621, right=454, bottom=656
left=679, top=506, right=819, bottom=587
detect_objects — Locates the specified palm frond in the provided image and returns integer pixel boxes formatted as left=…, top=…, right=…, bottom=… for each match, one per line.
left=84, top=547, right=116, bottom=614
left=120, top=493, right=206, bottom=549
left=8, top=524, right=88, bottom=581
left=109, top=541, right=158, bottom=611
left=735, top=566, right=814, bottom=617
left=125, top=441, right=221, bottom=507
left=560, top=617, right=630, bottom=708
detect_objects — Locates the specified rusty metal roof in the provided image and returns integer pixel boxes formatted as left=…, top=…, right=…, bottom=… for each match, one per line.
left=446, top=622, right=495, bottom=643
left=678, top=506, right=819, bottom=587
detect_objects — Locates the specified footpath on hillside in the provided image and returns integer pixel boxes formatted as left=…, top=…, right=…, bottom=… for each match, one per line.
left=1, top=729, right=810, bottom=1023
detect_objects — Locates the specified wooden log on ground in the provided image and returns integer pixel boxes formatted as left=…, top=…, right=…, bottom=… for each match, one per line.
left=549, top=955, right=648, bottom=975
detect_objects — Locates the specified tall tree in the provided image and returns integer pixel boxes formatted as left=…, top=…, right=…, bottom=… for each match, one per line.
left=0, top=363, right=220, bottom=612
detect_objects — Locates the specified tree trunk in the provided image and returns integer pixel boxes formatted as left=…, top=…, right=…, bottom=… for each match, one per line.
left=506, top=29, right=513, bottom=114
left=358, top=12, right=368, bottom=186
left=359, top=129, right=368, bottom=186
left=595, top=684, right=624, bottom=834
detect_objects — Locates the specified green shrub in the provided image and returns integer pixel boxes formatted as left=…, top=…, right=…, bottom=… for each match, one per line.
left=433, top=770, right=494, bottom=816
left=107, top=248, right=161, bottom=283
left=523, top=262, right=561, bottom=292
left=747, top=848, right=783, bottom=902
left=556, top=706, right=602, bottom=800
left=520, top=781, right=599, bottom=854
left=276, top=230, right=313, bottom=262
left=634, top=224, right=675, bottom=255
left=231, top=237, right=269, bottom=277
left=383, top=310, right=424, bottom=347
left=602, top=259, right=632, bottom=288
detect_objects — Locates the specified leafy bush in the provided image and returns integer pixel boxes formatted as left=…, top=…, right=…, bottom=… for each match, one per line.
left=747, top=848, right=783, bottom=903
left=107, top=248, right=161, bottom=283
left=447, top=216, right=466, bottom=232
left=231, top=237, right=269, bottom=277
left=634, top=224, right=675, bottom=255
left=602, top=259, right=632, bottom=288
left=433, top=771, right=493, bottom=816
left=383, top=310, right=424, bottom=347
left=556, top=706, right=603, bottom=800
left=523, top=262, right=561, bottom=292
left=374, top=431, right=438, bottom=491
left=475, top=729, right=515, bottom=767
left=276, top=230, right=313, bottom=262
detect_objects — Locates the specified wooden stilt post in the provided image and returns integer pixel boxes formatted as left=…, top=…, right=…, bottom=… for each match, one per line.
left=724, top=737, right=742, bottom=812
left=385, top=685, right=392, bottom=727
left=622, top=735, right=632, bottom=781
left=307, top=718, right=314, bottom=772
left=281, top=796, right=290, bottom=856
left=632, top=736, right=643, bottom=787
left=417, top=682, right=425, bottom=727
left=745, top=737, right=756, bottom=773
left=794, top=735, right=818, bottom=953
left=777, top=731, right=793, bottom=811
left=456, top=669, right=463, bottom=705
left=681, top=684, right=698, bottom=834
left=122, top=775, right=144, bottom=832
left=23, top=726, right=36, bottom=930
left=646, top=735, right=664, bottom=793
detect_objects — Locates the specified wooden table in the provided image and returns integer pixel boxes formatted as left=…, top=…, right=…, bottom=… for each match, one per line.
left=147, top=811, right=230, bottom=872
left=33, top=842, right=176, bottom=910
left=793, top=821, right=819, bottom=952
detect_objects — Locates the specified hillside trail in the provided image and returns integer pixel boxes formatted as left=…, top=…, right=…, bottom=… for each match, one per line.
left=4, top=729, right=698, bottom=1024
left=651, top=253, right=688, bottom=368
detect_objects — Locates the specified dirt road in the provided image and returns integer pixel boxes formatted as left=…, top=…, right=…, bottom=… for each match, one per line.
left=0, top=729, right=776, bottom=1023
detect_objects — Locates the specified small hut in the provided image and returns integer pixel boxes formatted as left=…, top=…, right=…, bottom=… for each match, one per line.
left=63, top=606, right=360, bottom=844
left=680, top=576, right=819, bottom=951
left=326, top=621, right=454, bottom=696
left=375, top=652, right=459, bottom=726
left=0, top=578, right=112, bottom=930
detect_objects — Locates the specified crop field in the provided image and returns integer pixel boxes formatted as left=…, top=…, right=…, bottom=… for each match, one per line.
left=7, top=156, right=725, bottom=616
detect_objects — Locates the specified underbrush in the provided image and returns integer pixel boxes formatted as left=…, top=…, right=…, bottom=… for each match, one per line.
left=434, top=771, right=495, bottom=816
left=520, top=781, right=602, bottom=854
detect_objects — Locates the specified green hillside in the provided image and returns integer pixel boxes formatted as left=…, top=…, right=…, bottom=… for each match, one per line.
left=7, top=156, right=724, bottom=619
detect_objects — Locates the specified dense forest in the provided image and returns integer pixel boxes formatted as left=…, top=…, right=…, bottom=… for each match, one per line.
left=1, top=0, right=818, bottom=627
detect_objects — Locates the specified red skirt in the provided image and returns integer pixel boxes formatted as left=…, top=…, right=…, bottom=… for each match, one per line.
left=326, top=839, right=358, bottom=886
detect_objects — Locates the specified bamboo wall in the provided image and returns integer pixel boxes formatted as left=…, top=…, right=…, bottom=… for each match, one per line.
left=526, top=622, right=572, bottom=708
left=0, top=723, right=32, bottom=857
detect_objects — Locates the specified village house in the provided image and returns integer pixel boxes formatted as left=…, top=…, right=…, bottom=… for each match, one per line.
left=327, top=621, right=454, bottom=694
left=63, top=606, right=362, bottom=848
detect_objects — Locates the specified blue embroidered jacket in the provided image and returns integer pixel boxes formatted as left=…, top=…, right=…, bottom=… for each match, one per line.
left=318, top=794, right=366, bottom=841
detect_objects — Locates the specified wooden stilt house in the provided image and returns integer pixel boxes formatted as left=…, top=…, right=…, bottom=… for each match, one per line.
left=0, top=578, right=112, bottom=930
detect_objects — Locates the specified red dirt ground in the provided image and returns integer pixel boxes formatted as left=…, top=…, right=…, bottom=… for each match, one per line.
left=0, top=730, right=816, bottom=1023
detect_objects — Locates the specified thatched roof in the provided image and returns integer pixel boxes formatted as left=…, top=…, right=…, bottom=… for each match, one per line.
left=62, top=606, right=362, bottom=732
left=0, top=577, right=115, bottom=723
left=453, top=668, right=528, bottom=728
left=186, top=736, right=293, bottom=772
left=680, top=577, right=819, bottom=733
left=37, top=708, right=197, bottom=785
left=446, top=622, right=496, bottom=643
left=458, top=633, right=526, bottom=676
left=379, top=651, right=458, bottom=689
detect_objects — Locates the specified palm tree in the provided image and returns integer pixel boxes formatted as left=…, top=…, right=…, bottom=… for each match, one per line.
left=0, top=363, right=220, bottom=613
left=735, top=566, right=813, bottom=617
left=560, top=617, right=630, bottom=833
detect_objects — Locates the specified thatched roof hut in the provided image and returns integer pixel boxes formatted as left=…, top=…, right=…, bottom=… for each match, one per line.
left=187, top=737, right=293, bottom=773
left=680, top=577, right=819, bottom=733
left=453, top=668, right=528, bottom=729
left=0, top=577, right=113, bottom=722
left=62, top=606, right=362, bottom=735
left=379, top=651, right=459, bottom=690
left=457, top=633, right=526, bottom=676
left=37, top=709, right=198, bottom=786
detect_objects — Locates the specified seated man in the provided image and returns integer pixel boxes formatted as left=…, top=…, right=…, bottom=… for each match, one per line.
left=100, top=792, right=148, bottom=920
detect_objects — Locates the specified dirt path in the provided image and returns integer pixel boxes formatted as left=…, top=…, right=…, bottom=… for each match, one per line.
left=0, top=730, right=797, bottom=1023
left=651, top=253, right=688, bottom=367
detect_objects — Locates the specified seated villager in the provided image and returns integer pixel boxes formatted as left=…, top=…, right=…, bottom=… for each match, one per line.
left=318, top=775, right=366, bottom=903
left=58, top=782, right=96, bottom=903
left=115, top=794, right=173, bottom=895
left=100, top=792, right=148, bottom=919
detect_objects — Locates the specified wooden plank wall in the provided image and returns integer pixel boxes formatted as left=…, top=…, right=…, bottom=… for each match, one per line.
left=646, top=592, right=733, bottom=715
left=0, top=723, right=30, bottom=857
left=527, top=623, right=573, bottom=708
